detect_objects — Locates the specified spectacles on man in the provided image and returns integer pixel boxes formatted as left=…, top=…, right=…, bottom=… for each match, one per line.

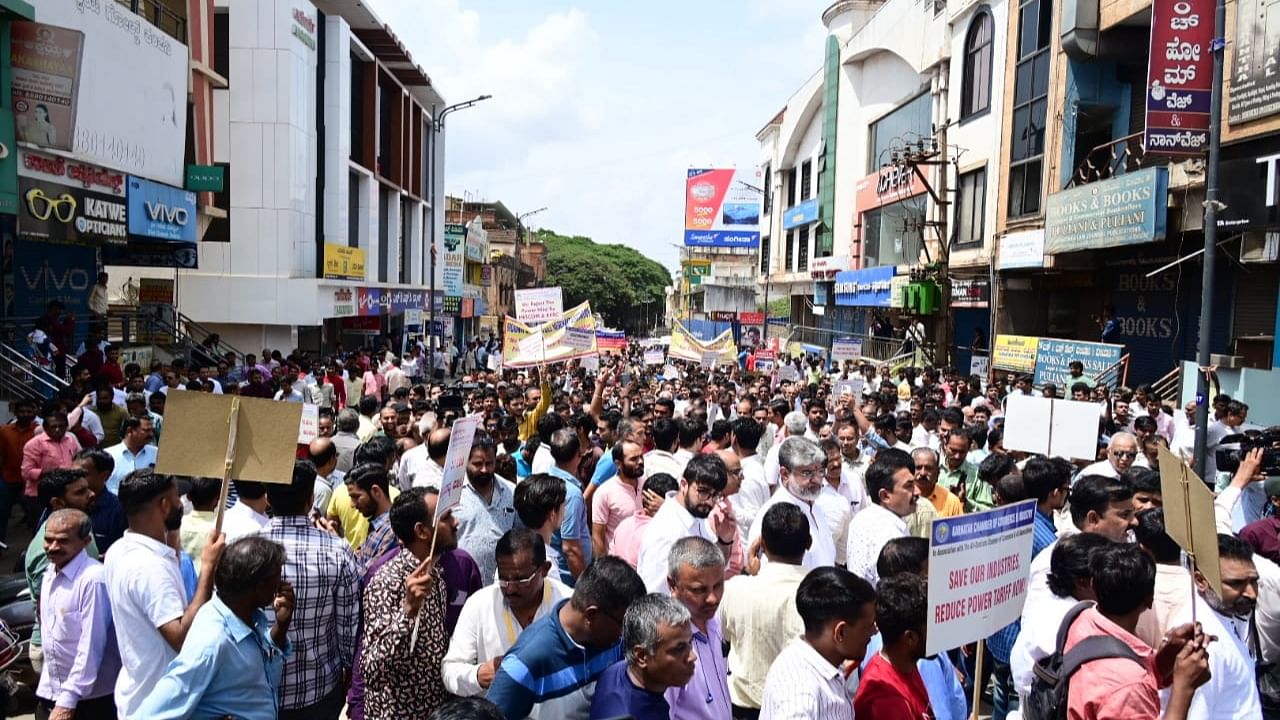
left=497, top=570, right=542, bottom=590
left=1111, top=450, right=1138, bottom=459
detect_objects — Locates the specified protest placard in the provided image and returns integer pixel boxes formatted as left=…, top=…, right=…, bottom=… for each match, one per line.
left=579, top=355, right=599, bottom=372
left=1157, top=446, right=1221, bottom=596
left=834, top=378, right=865, bottom=399
left=297, top=403, right=320, bottom=444
left=644, top=348, right=666, bottom=365
left=514, top=287, right=564, bottom=324
left=563, top=326, right=595, bottom=350
left=779, top=365, right=801, bottom=382
left=517, top=330, right=545, bottom=360
left=926, top=501, right=1036, bottom=655
left=831, top=337, right=863, bottom=363
left=970, top=355, right=990, bottom=379
left=437, top=415, right=482, bottom=520
left=662, top=364, right=680, bottom=380
left=157, top=392, right=302, bottom=485
left=1001, top=395, right=1101, bottom=460
left=700, top=350, right=720, bottom=368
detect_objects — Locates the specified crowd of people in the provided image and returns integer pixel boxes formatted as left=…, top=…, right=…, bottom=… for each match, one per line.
left=1, top=328, right=1276, bottom=720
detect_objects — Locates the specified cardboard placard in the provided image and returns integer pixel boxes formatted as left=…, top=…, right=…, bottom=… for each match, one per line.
left=927, top=501, right=1036, bottom=655
left=1157, top=446, right=1221, bottom=596
left=1001, top=395, right=1101, bottom=461
left=155, top=392, right=303, bottom=484
left=644, top=348, right=666, bottom=366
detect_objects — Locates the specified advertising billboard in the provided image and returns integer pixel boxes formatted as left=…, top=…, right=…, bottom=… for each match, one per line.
left=18, top=175, right=127, bottom=245
left=443, top=223, right=465, bottom=296
left=1144, top=0, right=1214, bottom=155
left=11, top=21, right=83, bottom=152
left=322, top=244, right=366, bottom=280
left=684, top=168, right=762, bottom=248
left=30, top=0, right=190, bottom=186
left=126, top=176, right=196, bottom=242
left=1228, top=0, right=1280, bottom=123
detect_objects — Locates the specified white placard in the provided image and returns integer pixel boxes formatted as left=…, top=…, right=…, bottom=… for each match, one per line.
left=517, top=331, right=545, bottom=360
left=834, top=378, right=864, bottom=399
left=662, top=364, right=680, bottom=380
left=514, top=287, right=564, bottom=324
left=831, top=337, right=863, bottom=363
left=437, top=415, right=482, bottom=520
left=779, top=365, right=801, bottom=382
left=297, top=403, right=319, bottom=444
left=644, top=348, right=666, bottom=365
left=927, top=501, right=1036, bottom=655
left=487, top=353, right=501, bottom=371
left=1002, top=395, right=1102, bottom=461
left=700, top=350, right=719, bottom=368
left=580, top=355, right=600, bottom=372
left=563, top=326, right=595, bottom=350
left=970, top=355, right=991, bottom=379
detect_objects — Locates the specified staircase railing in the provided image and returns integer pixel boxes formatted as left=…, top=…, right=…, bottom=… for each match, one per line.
left=109, top=308, right=248, bottom=367
left=1092, top=353, right=1131, bottom=390
left=1151, top=365, right=1183, bottom=404
left=0, top=341, right=68, bottom=402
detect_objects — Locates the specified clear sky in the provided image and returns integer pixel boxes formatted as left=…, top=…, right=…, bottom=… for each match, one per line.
left=365, top=0, right=833, bottom=275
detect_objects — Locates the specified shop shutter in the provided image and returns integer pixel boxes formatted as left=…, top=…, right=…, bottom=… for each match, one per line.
left=1232, top=263, right=1280, bottom=337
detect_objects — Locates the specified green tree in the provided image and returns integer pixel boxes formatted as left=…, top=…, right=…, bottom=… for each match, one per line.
left=537, top=230, right=671, bottom=333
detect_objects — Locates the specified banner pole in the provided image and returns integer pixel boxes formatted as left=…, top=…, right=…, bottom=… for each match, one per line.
left=970, top=638, right=985, bottom=720
left=214, top=397, right=240, bottom=534
left=409, top=522, right=442, bottom=653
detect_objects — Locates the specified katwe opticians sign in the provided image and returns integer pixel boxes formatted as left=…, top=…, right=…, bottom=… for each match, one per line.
left=18, top=175, right=126, bottom=245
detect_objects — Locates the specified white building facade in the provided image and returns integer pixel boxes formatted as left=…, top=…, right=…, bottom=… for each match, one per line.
left=114, top=0, right=447, bottom=354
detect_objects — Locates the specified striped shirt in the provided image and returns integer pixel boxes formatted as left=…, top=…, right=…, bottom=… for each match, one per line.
left=263, top=515, right=362, bottom=710
left=487, top=599, right=620, bottom=720
left=760, top=637, right=855, bottom=720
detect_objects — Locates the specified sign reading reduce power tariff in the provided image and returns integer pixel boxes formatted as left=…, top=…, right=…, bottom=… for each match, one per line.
left=1044, top=168, right=1169, bottom=254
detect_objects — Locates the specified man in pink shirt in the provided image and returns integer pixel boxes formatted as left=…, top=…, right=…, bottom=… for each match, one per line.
left=611, top=473, right=678, bottom=569
left=21, top=412, right=81, bottom=498
left=590, top=440, right=645, bottom=557
left=1063, top=543, right=1209, bottom=720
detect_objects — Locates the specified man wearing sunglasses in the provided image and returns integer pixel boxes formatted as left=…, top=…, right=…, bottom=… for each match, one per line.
left=1081, top=431, right=1142, bottom=479
left=443, top=528, right=570, bottom=699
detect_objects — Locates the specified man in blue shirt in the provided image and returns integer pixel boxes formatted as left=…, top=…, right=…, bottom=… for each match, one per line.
left=591, top=593, right=696, bottom=720
left=71, top=449, right=126, bottom=553
left=104, top=416, right=157, bottom=495
left=1021, top=457, right=1072, bottom=559
left=487, top=556, right=646, bottom=719
left=137, top=535, right=295, bottom=719
left=547, top=429, right=592, bottom=585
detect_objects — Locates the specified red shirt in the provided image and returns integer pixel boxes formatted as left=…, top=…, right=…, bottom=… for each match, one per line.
left=853, top=654, right=934, bottom=720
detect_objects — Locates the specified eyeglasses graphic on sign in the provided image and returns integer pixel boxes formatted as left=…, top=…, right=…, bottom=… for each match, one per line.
left=25, top=188, right=76, bottom=223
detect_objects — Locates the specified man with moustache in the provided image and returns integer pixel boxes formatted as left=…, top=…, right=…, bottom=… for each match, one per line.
left=665, top=537, right=732, bottom=720
left=453, top=432, right=517, bottom=585
left=105, top=470, right=224, bottom=718
left=748, top=437, right=835, bottom=570
left=591, top=593, right=698, bottom=720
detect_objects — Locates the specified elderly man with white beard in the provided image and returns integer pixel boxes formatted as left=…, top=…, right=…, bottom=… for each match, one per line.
left=747, top=437, right=834, bottom=571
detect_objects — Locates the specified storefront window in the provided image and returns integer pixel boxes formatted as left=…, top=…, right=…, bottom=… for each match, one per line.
left=863, top=202, right=925, bottom=267
left=868, top=91, right=932, bottom=173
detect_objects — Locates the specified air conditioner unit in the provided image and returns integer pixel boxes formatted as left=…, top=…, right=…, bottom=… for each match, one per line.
left=1210, top=353, right=1245, bottom=369
left=1239, top=231, right=1280, bottom=263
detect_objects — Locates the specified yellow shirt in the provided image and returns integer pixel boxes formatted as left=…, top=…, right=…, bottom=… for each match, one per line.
left=925, top=483, right=965, bottom=518
left=327, top=483, right=400, bottom=549
left=517, top=381, right=553, bottom=442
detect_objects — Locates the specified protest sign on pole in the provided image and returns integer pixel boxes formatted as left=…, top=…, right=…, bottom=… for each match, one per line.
left=926, top=500, right=1036, bottom=656
left=517, top=330, right=545, bottom=361
left=700, top=350, right=720, bottom=369
left=563, top=326, right=595, bottom=350
left=970, top=355, right=990, bottom=380
left=1157, top=446, right=1221, bottom=600
left=1001, top=395, right=1101, bottom=460
left=831, top=337, right=863, bottom=363
left=514, top=287, right=564, bottom=324
left=297, top=403, right=320, bottom=444
left=644, top=348, right=666, bottom=365
left=437, top=415, right=482, bottom=521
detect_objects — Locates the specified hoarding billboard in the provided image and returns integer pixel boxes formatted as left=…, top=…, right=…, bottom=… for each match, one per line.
left=684, top=168, right=762, bottom=247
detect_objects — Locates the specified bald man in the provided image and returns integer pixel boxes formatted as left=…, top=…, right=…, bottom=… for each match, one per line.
left=397, top=426, right=450, bottom=490
left=308, top=436, right=343, bottom=514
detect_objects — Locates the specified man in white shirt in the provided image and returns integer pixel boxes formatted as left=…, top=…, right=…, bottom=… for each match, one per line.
left=730, top=418, right=771, bottom=530
left=763, top=411, right=808, bottom=487
left=222, top=480, right=271, bottom=542
left=442, top=528, right=570, bottom=697
left=638, top=454, right=738, bottom=593
left=845, top=448, right=918, bottom=586
left=644, top=418, right=685, bottom=481
left=803, top=400, right=827, bottom=442
left=759, top=566, right=877, bottom=720
left=1166, top=534, right=1262, bottom=719
left=398, top=427, right=448, bottom=490
left=1079, top=432, right=1141, bottom=479
left=749, top=437, right=835, bottom=570
left=105, top=469, right=223, bottom=717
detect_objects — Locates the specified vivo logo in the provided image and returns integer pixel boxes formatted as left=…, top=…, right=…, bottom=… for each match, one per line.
left=145, top=201, right=189, bottom=226
left=21, top=263, right=90, bottom=291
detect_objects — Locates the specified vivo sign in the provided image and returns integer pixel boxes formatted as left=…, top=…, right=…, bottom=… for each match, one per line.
left=126, top=176, right=197, bottom=242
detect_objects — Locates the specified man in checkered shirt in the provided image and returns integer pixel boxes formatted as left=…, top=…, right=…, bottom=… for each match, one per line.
left=264, top=459, right=362, bottom=719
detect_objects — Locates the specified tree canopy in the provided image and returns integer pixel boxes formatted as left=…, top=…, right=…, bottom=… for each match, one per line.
left=535, top=229, right=670, bottom=334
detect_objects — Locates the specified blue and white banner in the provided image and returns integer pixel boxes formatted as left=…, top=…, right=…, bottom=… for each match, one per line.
left=127, top=176, right=197, bottom=242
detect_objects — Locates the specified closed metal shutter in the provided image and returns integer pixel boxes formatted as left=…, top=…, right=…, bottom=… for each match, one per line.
left=1233, top=263, right=1280, bottom=337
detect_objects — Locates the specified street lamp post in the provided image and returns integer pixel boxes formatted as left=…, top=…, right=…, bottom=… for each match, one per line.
left=429, top=94, right=492, bottom=350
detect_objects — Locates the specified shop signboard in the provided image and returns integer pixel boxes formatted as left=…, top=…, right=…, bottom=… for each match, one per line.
left=855, top=163, right=928, bottom=212
left=17, top=175, right=126, bottom=245
left=998, top=229, right=1046, bottom=269
left=1044, top=168, right=1169, bottom=254
left=683, top=258, right=712, bottom=286
left=464, top=223, right=488, bottom=262
left=1228, top=0, right=1280, bottom=123
left=481, top=265, right=493, bottom=287
left=683, top=168, right=762, bottom=248
left=126, top=176, right=196, bottom=242
left=1144, top=0, right=1214, bottom=155
left=833, top=266, right=895, bottom=307
left=1216, top=145, right=1280, bottom=232
left=709, top=311, right=736, bottom=322
left=11, top=21, right=83, bottom=153
left=992, top=334, right=1040, bottom=373
left=333, top=287, right=355, bottom=316
left=102, top=242, right=197, bottom=269
left=185, top=164, right=224, bottom=192
left=322, top=244, right=366, bottom=280
left=1032, top=339, right=1124, bottom=387
left=12, top=237, right=95, bottom=318
left=950, top=277, right=990, bottom=308
left=137, top=278, right=175, bottom=305
left=782, top=198, right=819, bottom=229
left=890, top=274, right=910, bottom=309
left=28, top=1, right=190, bottom=186
left=443, top=223, right=466, bottom=296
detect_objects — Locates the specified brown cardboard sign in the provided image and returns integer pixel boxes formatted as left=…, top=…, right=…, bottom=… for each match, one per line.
left=155, top=392, right=301, bottom=484
left=1157, top=446, right=1221, bottom=597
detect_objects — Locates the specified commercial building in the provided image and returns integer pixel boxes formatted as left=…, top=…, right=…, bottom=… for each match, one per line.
left=122, top=0, right=450, bottom=354
left=443, top=197, right=545, bottom=339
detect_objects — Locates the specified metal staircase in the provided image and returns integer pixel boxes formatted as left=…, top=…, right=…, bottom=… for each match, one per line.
left=0, top=342, right=67, bottom=403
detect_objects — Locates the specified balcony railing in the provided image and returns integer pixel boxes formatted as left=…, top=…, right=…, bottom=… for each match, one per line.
left=116, top=0, right=188, bottom=44
left=1067, top=131, right=1170, bottom=188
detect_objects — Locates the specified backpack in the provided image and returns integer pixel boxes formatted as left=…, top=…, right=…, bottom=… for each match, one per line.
left=1023, top=601, right=1144, bottom=720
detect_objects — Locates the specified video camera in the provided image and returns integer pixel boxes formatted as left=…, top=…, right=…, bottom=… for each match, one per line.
left=1216, top=429, right=1280, bottom=475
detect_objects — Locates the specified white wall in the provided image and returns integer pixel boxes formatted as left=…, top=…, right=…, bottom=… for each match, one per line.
left=322, top=15, right=352, bottom=247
